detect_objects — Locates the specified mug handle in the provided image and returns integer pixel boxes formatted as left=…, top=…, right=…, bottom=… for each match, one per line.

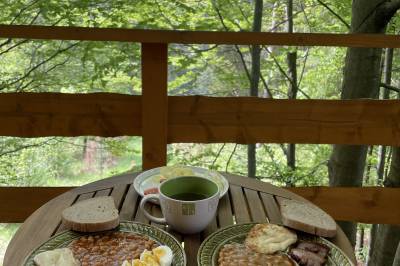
left=139, top=194, right=167, bottom=224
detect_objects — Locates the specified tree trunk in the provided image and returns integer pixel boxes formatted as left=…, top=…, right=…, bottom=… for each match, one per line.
left=393, top=242, right=400, bottom=266
left=365, top=146, right=374, bottom=184
left=359, top=227, right=364, bottom=249
left=286, top=0, right=297, bottom=176
left=368, top=147, right=400, bottom=266
left=377, top=48, right=393, bottom=183
left=247, top=0, right=263, bottom=178
left=327, top=0, right=399, bottom=246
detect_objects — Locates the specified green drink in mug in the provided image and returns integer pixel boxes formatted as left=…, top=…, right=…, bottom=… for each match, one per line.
left=140, top=176, right=219, bottom=234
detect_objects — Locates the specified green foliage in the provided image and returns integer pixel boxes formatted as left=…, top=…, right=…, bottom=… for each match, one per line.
left=1, top=1, right=398, bottom=263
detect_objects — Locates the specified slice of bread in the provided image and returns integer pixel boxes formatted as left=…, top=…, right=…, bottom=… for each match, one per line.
left=62, top=196, right=119, bottom=232
left=277, top=198, right=337, bottom=237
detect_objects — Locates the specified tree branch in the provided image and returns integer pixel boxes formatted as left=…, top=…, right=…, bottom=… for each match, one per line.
left=298, top=48, right=310, bottom=87
left=213, top=3, right=252, bottom=83
left=211, top=143, right=226, bottom=168
left=263, top=46, right=311, bottom=99
left=383, top=0, right=400, bottom=14
left=183, top=44, right=219, bottom=53
left=378, top=0, right=400, bottom=27
left=9, top=0, right=41, bottom=25
left=233, top=0, right=251, bottom=26
left=315, top=0, right=350, bottom=29
left=0, top=138, right=56, bottom=157
left=260, top=74, right=273, bottom=98
left=380, top=82, right=400, bottom=93
left=2, top=42, right=79, bottom=90
left=225, top=144, right=238, bottom=173
left=0, top=39, right=29, bottom=57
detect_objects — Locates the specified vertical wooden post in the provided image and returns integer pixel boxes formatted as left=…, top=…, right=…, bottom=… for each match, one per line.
left=141, top=43, right=168, bottom=170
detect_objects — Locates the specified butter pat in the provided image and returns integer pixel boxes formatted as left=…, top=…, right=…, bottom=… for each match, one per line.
left=33, top=248, right=79, bottom=266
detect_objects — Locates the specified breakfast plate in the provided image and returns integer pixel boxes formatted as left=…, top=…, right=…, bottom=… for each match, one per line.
left=23, top=221, right=186, bottom=266
left=197, top=223, right=354, bottom=266
left=134, top=166, right=229, bottom=199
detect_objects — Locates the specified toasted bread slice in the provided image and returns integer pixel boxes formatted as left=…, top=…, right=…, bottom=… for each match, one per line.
left=62, top=196, right=119, bottom=232
left=278, top=198, right=337, bottom=237
left=245, top=223, right=297, bottom=254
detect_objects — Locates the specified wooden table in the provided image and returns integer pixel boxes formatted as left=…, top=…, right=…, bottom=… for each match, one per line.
left=5, top=172, right=356, bottom=266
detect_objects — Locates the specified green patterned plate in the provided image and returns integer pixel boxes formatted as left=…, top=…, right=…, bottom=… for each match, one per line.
left=23, top=221, right=186, bottom=266
left=198, top=223, right=354, bottom=266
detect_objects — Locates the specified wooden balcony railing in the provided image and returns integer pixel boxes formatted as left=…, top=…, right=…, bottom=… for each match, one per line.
left=0, top=24, right=399, bottom=224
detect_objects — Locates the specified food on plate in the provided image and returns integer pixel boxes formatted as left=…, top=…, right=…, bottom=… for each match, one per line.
left=142, top=166, right=194, bottom=195
left=159, top=166, right=194, bottom=179
left=144, top=187, right=159, bottom=195
left=289, top=248, right=326, bottom=266
left=245, top=223, right=297, bottom=254
left=218, top=243, right=296, bottom=266
left=62, top=196, right=119, bottom=232
left=120, top=245, right=173, bottom=266
left=140, top=250, right=159, bottom=265
left=69, top=231, right=158, bottom=265
left=33, top=248, right=79, bottom=266
left=296, top=241, right=330, bottom=258
left=152, top=246, right=173, bottom=266
left=289, top=241, right=330, bottom=266
left=277, top=198, right=337, bottom=237
left=122, top=261, right=133, bottom=266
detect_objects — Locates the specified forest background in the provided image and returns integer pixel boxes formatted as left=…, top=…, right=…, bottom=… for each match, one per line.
left=0, top=0, right=399, bottom=265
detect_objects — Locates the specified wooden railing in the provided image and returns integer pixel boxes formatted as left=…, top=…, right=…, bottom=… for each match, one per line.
left=0, top=25, right=399, bottom=224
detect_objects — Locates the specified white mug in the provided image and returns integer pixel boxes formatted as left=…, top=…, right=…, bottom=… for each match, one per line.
left=140, top=176, right=219, bottom=234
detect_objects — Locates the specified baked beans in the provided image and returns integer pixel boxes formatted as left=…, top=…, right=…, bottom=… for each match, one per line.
left=69, top=232, right=158, bottom=266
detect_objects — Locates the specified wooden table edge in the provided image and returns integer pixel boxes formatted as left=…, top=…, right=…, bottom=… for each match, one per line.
left=4, top=171, right=357, bottom=265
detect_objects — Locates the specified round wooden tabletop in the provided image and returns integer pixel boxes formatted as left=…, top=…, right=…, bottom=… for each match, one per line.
left=4, top=171, right=356, bottom=266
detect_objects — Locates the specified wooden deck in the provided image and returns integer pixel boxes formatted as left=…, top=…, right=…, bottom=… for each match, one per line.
left=0, top=24, right=399, bottom=226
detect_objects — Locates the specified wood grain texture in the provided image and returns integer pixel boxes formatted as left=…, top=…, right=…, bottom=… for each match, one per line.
left=2, top=94, right=400, bottom=145
left=288, top=186, right=400, bottom=224
left=3, top=172, right=356, bottom=266
left=202, top=217, right=218, bottom=239
left=260, top=193, right=282, bottom=224
left=119, top=184, right=140, bottom=221
left=217, top=193, right=234, bottom=227
left=0, top=187, right=72, bottom=222
left=141, top=43, right=168, bottom=169
left=2, top=186, right=399, bottom=224
left=4, top=191, right=77, bottom=266
left=243, top=188, right=267, bottom=223
left=110, top=184, right=129, bottom=210
left=229, top=184, right=251, bottom=223
left=95, top=188, right=112, bottom=197
left=184, top=234, right=201, bottom=266
left=1, top=25, right=400, bottom=47
left=0, top=93, right=141, bottom=137
left=168, top=97, right=400, bottom=145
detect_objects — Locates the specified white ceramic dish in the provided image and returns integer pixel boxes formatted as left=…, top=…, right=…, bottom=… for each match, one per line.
left=134, top=166, right=229, bottom=199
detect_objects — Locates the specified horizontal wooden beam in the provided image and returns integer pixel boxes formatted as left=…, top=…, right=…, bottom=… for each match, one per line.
left=168, top=97, right=400, bottom=145
left=2, top=93, right=400, bottom=145
left=0, top=93, right=141, bottom=137
left=0, top=187, right=73, bottom=222
left=0, top=186, right=398, bottom=224
left=288, top=187, right=400, bottom=225
left=0, top=25, right=400, bottom=47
